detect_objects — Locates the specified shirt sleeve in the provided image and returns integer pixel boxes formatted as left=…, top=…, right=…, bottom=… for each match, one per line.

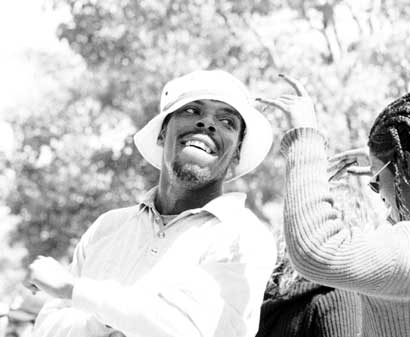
left=33, top=215, right=114, bottom=337
left=281, top=127, right=410, bottom=299
left=71, top=220, right=276, bottom=337
left=311, top=288, right=361, bottom=337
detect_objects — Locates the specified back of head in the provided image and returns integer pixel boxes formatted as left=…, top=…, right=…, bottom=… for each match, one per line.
left=368, top=93, right=410, bottom=180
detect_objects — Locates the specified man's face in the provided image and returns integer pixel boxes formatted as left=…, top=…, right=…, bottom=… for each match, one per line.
left=158, top=99, right=244, bottom=187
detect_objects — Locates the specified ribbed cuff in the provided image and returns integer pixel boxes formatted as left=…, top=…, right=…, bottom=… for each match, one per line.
left=280, top=128, right=327, bottom=157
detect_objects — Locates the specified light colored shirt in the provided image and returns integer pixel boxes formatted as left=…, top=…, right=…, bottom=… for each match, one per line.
left=33, top=188, right=277, bottom=337
left=282, top=128, right=410, bottom=337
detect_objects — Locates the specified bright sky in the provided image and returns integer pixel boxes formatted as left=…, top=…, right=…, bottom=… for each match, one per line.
left=0, top=0, right=69, bottom=155
left=0, top=1, right=69, bottom=109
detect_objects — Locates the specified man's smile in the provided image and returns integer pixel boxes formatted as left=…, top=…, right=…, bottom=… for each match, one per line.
left=180, top=133, right=218, bottom=155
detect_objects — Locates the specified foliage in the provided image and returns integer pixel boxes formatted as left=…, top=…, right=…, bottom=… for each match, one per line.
left=4, top=0, right=410, bottom=272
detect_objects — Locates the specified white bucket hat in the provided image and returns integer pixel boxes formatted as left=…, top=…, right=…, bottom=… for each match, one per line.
left=133, top=69, right=273, bottom=181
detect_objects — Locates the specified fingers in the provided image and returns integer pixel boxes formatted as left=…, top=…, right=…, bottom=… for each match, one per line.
left=328, top=147, right=369, bottom=163
left=255, top=97, right=289, bottom=113
left=347, top=166, right=372, bottom=176
left=278, top=74, right=309, bottom=97
left=22, top=276, right=40, bottom=295
left=328, top=161, right=356, bottom=181
left=26, top=255, right=50, bottom=293
left=28, top=284, right=40, bottom=295
left=328, top=162, right=372, bottom=182
left=327, top=159, right=356, bottom=174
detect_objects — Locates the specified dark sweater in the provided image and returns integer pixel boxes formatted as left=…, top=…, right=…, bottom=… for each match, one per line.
left=256, top=280, right=361, bottom=337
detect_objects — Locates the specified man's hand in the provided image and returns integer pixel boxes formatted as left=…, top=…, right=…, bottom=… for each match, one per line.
left=328, top=147, right=371, bottom=181
left=27, top=256, right=75, bottom=299
left=256, top=74, right=317, bottom=129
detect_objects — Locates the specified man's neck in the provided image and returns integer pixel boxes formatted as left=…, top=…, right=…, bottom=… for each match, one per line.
left=155, top=175, right=223, bottom=215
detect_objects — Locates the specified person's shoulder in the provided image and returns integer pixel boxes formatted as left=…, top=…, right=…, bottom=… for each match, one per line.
left=236, top=208, right=273, bottom=239
left=232, top=208, right=277, bottom=262
left=99, top=204, right=142, bottom=222
left=87, top=204, right=142, bottom=241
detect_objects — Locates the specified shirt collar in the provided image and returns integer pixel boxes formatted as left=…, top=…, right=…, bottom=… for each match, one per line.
left=140, top=186, right=158, bottom=209
left=140, top=186, right=247, bottom=222
left=201, top=192, right=247, bottom=222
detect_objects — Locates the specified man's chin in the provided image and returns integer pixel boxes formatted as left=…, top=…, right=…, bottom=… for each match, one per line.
left=172, top=162, right=212, bottom=186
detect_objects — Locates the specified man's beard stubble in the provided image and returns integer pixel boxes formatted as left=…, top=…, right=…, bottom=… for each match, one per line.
left=172, top=161, right=212, bottom=186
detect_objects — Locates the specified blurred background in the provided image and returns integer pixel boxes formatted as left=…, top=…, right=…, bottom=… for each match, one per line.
left=0, top=0, right=409, bottom=335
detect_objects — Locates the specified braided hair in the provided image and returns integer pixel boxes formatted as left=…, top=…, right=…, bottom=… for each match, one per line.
left=368, top=93, right=410, bottom=220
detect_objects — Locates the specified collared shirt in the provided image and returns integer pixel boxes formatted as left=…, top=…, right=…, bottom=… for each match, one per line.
left=33, top=188, right=277, bottom=337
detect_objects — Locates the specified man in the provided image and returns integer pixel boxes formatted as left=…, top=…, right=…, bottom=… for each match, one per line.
left=28, top=70, right=276, bottom=337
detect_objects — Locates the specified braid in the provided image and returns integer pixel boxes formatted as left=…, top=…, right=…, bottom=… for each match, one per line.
left=369, top=93, right=410, bottom=220
left=392, top=161, right=410, bottom=220
left=389, top=126, right=410, bottom=185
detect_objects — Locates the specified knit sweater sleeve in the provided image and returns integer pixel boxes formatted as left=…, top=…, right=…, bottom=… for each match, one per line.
left=310, top=289, right=361, bottom=337
left=281, top=128, right=410, bottom=299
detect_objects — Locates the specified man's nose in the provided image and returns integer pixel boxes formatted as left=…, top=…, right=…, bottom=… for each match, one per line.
left=196, top=118, right=216, bottom=132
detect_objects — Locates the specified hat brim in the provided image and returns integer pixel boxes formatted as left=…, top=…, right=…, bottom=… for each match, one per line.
left=134, top=93, right=273, bottom=182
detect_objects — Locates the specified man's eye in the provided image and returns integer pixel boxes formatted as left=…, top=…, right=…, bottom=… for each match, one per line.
left=184, top=107, right=198, bottom=114
left=221, top=118, right=234, bottom=128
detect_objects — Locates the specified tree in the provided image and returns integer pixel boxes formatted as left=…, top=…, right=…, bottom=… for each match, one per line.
left=6, top=0, right=410, bottom=268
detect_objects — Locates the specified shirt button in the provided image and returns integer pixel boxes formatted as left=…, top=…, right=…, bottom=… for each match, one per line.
left=158, top=232, right=165, bottom=238
left=151, top=248, right=159, bottom=255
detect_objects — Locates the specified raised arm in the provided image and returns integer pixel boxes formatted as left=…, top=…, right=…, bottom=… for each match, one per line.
left=260, top=74, right=410, bottom=299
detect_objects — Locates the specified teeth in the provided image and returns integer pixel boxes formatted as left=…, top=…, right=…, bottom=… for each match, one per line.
left=185, top=140, right=212, bottom=154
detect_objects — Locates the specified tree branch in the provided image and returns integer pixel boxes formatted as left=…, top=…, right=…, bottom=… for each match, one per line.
left=241, top=15, right=278, bottom=69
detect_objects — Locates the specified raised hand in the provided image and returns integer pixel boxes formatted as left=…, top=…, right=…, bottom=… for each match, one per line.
left=328, top=147, right=371, bottom=181
left=26, top=256, right=75, bottom=299
left=256, top=74, right=317, bottom=129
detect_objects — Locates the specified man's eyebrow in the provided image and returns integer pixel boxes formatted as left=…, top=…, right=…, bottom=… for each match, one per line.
left=191, top=100, right=240, bottom=117
left=191, top=100, right=205, bottom=106
left=220, top=107, right=238, bottom=114
left=218, top=108, right=242, bottom=122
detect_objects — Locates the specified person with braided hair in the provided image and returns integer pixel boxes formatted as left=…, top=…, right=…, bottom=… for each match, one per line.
left=366, top=94, right=410, bottom=221
left=259, top=75, right=410, bottom=337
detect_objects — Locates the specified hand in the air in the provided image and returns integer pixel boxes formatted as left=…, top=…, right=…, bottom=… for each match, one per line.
left=328, top=147, right=371, bottom=181
left=26, top=256, right=75, bottom=299
left=256, top=74, right=317, bottom=129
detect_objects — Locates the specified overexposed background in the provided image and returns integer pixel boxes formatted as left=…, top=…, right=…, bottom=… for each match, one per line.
left=1, top=0, right=407, bottom=331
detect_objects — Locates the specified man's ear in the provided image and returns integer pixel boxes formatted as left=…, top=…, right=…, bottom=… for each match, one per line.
left=157, top=127, right=166, bottom=146
left=232, top=145, right=241, bottom=166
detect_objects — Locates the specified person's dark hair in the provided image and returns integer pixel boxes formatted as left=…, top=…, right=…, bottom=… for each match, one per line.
left=368, top=93, right=410, bottom=219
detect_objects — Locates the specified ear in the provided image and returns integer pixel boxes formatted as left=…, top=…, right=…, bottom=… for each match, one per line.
left=157, top=127, right=166, bottom=146
left=231, top=146, right=241, bottom=167
left=233, top=148, right=240, bottom=165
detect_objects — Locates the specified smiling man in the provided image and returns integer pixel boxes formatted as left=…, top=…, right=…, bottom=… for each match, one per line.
left=29, top=70, right=276, bottom=337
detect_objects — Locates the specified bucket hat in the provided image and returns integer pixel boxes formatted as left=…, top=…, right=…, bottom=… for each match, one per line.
left=134, top=69, right=273, bottom=181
